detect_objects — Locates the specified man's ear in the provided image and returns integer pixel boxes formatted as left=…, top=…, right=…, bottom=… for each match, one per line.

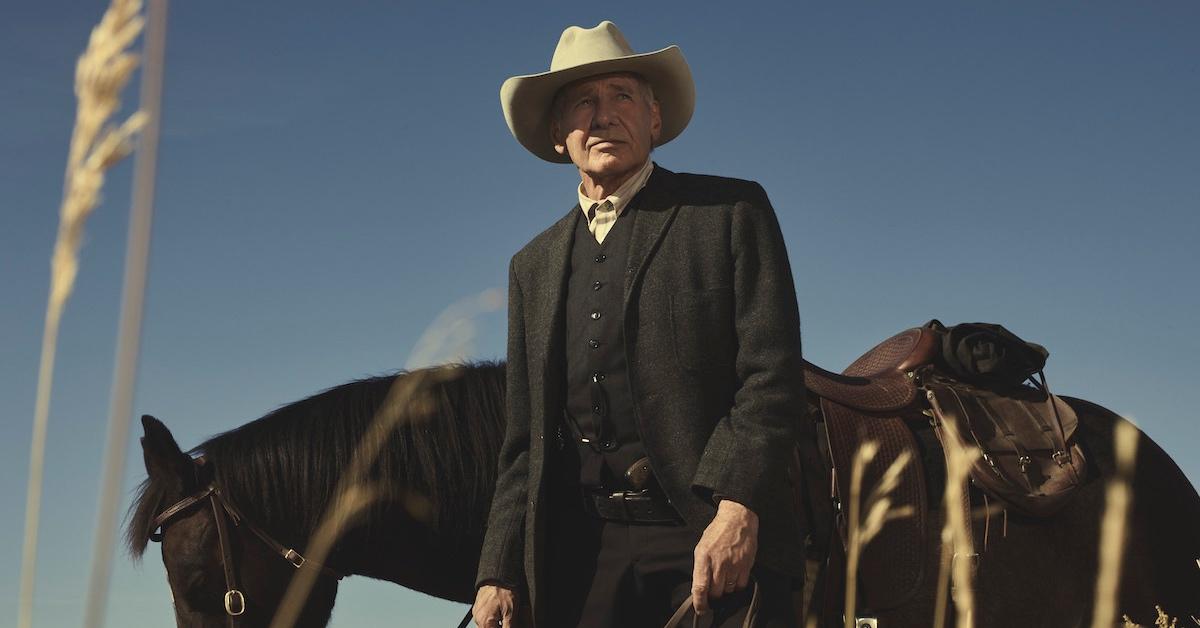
left=550, top=119, right=567, bottom=156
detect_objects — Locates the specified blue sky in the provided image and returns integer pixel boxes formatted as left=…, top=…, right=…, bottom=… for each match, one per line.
left=2, top=1, right=1198, bottom=626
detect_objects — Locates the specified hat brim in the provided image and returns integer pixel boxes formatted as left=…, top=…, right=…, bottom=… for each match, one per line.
left=500, top=45, right=695, bottom=163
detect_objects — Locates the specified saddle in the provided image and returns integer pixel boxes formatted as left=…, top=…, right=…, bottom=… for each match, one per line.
left=803, top=326, right=937, bottom=414
left=802, top=327, right=937, bottom=615
left=799, top=321, right=1087, bottom=619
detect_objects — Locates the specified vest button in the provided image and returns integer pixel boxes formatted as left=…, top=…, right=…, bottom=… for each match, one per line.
left=592, top=404, right=602, bottom=414
left=592, top=281, right=602, bottom=291
left=591, top=311, right=601, bottom=320
left=592, top=372, right=606, bottom=382
left=594, top=254, right=606, bottom=263
left=588, top=339, right=600, bottom=349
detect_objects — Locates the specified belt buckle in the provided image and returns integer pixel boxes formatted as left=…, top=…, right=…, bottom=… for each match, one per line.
left=609, top=489, right=648, bottom=521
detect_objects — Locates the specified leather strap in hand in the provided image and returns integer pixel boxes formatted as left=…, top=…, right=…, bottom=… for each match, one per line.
left=663, top=578, right=760, bottom=628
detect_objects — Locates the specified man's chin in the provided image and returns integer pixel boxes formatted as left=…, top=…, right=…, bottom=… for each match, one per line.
left=584, top=155, right=635, bottom=177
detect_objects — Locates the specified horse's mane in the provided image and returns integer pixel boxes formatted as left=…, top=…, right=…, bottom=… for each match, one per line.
left=127, top=360, right=506, bottom=558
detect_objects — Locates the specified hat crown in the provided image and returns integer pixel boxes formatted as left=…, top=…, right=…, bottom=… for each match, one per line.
left=500, top=20, right=694, bottom=163
left=549, top=21, right=636, bottom=72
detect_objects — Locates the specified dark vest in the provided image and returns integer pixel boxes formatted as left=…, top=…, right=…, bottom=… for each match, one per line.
left=557, top=201, right=646, bottom=491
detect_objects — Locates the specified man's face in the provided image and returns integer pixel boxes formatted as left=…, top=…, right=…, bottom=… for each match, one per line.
left=551, top=73, right=662, bottom=183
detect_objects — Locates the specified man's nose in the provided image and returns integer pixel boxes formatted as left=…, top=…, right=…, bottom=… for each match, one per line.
left=591, top=98, right=615, bottom=128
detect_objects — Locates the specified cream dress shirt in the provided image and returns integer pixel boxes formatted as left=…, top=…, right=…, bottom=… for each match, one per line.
left=576, top=158, right=655, bottom=244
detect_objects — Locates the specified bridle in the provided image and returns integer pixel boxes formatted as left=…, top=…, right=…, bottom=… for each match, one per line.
left=149, top=457, right=344, bottom=624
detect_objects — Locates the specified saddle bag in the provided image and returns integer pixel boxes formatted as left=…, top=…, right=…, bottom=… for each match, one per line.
left=923, top=375, right=1086, bottom=517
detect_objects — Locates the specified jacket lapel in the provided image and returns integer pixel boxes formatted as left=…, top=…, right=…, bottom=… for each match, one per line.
left=532, top=205, right=579, bottom=397
left=623, top=165, right=681, bottom=304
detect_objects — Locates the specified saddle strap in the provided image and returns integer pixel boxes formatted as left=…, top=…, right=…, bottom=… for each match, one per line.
left=662, top=580, right=761, bottom=628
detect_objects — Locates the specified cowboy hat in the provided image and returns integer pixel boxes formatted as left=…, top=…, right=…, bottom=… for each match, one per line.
left=500, top=21, right=695, bottom=163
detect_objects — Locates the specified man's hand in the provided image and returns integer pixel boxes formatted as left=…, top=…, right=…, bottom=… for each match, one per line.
left=472, top=584, right=518, bottom=627
left=691, top=499, right=759, bottom=613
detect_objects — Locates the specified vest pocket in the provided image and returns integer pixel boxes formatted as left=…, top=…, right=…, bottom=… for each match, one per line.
left=669, top=287, right=735, bottom=372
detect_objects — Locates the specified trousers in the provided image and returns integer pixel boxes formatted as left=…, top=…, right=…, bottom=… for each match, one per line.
left=542, top=495, right=798, bottom=628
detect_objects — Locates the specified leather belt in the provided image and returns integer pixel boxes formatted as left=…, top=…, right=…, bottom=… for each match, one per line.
left=585, top=489, right=684, bottom=525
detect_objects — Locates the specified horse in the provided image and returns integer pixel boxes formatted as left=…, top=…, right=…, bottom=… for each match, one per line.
left=126, top=354, right=1200, bottom=627
left=127, top=361, right=506, bottom=627
left=802, top=392, right=1200, bottom=628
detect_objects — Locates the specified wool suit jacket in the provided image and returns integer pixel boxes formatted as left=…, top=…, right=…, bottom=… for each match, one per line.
left=476, top=165, right=809, bottom=620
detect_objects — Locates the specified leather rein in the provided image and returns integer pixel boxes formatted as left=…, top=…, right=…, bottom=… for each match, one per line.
left=148, top=457, right=344, bottom=623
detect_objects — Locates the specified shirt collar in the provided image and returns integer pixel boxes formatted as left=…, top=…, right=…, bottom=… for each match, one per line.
left=577, top=158, right=655, bottom=222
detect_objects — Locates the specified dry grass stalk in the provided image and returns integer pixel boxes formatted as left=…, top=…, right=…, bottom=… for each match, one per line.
left=1121, top=606, right=1192, bottom=628
left=931, top=418, right=980, bottom=628
left=1091, top=420, right=1140, bottom=628
left=269, top=291, right=500, bottom=628
left=842, top=441, right=915, bottom=628
left=83, top=0, right=168, bottom=624
left=18, top=2, right=146, bottom=627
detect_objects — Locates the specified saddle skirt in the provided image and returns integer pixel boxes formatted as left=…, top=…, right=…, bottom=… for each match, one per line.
left=805, top=327, right=936, bottom=612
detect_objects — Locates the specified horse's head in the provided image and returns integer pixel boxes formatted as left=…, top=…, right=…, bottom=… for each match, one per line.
left=128, top=415, right=338, bottom=627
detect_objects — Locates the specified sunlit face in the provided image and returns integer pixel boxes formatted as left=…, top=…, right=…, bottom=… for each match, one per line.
left=550, top=73, right=662, bottom=185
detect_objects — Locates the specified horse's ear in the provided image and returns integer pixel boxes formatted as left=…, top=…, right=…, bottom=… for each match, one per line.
left=140, top=415, right=191, bottom=488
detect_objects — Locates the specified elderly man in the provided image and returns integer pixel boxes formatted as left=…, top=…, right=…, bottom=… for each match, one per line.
left=473, top=21, right=807, bottom=628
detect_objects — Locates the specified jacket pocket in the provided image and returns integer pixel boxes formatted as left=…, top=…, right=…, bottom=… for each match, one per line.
left=669, top=287, right=735, bottom=372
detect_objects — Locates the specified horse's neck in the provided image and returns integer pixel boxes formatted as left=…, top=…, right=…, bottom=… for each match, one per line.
left=331, top=507, right=482, bottom=602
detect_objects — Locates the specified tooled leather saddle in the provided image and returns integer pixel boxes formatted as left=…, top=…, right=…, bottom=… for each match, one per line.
left=796, top=320, right=1087, bottom=622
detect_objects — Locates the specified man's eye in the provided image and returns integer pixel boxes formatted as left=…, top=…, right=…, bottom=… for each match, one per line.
left=617, top=93, right=632, bottom=100
left=576, top=98, right=593, bottom=108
